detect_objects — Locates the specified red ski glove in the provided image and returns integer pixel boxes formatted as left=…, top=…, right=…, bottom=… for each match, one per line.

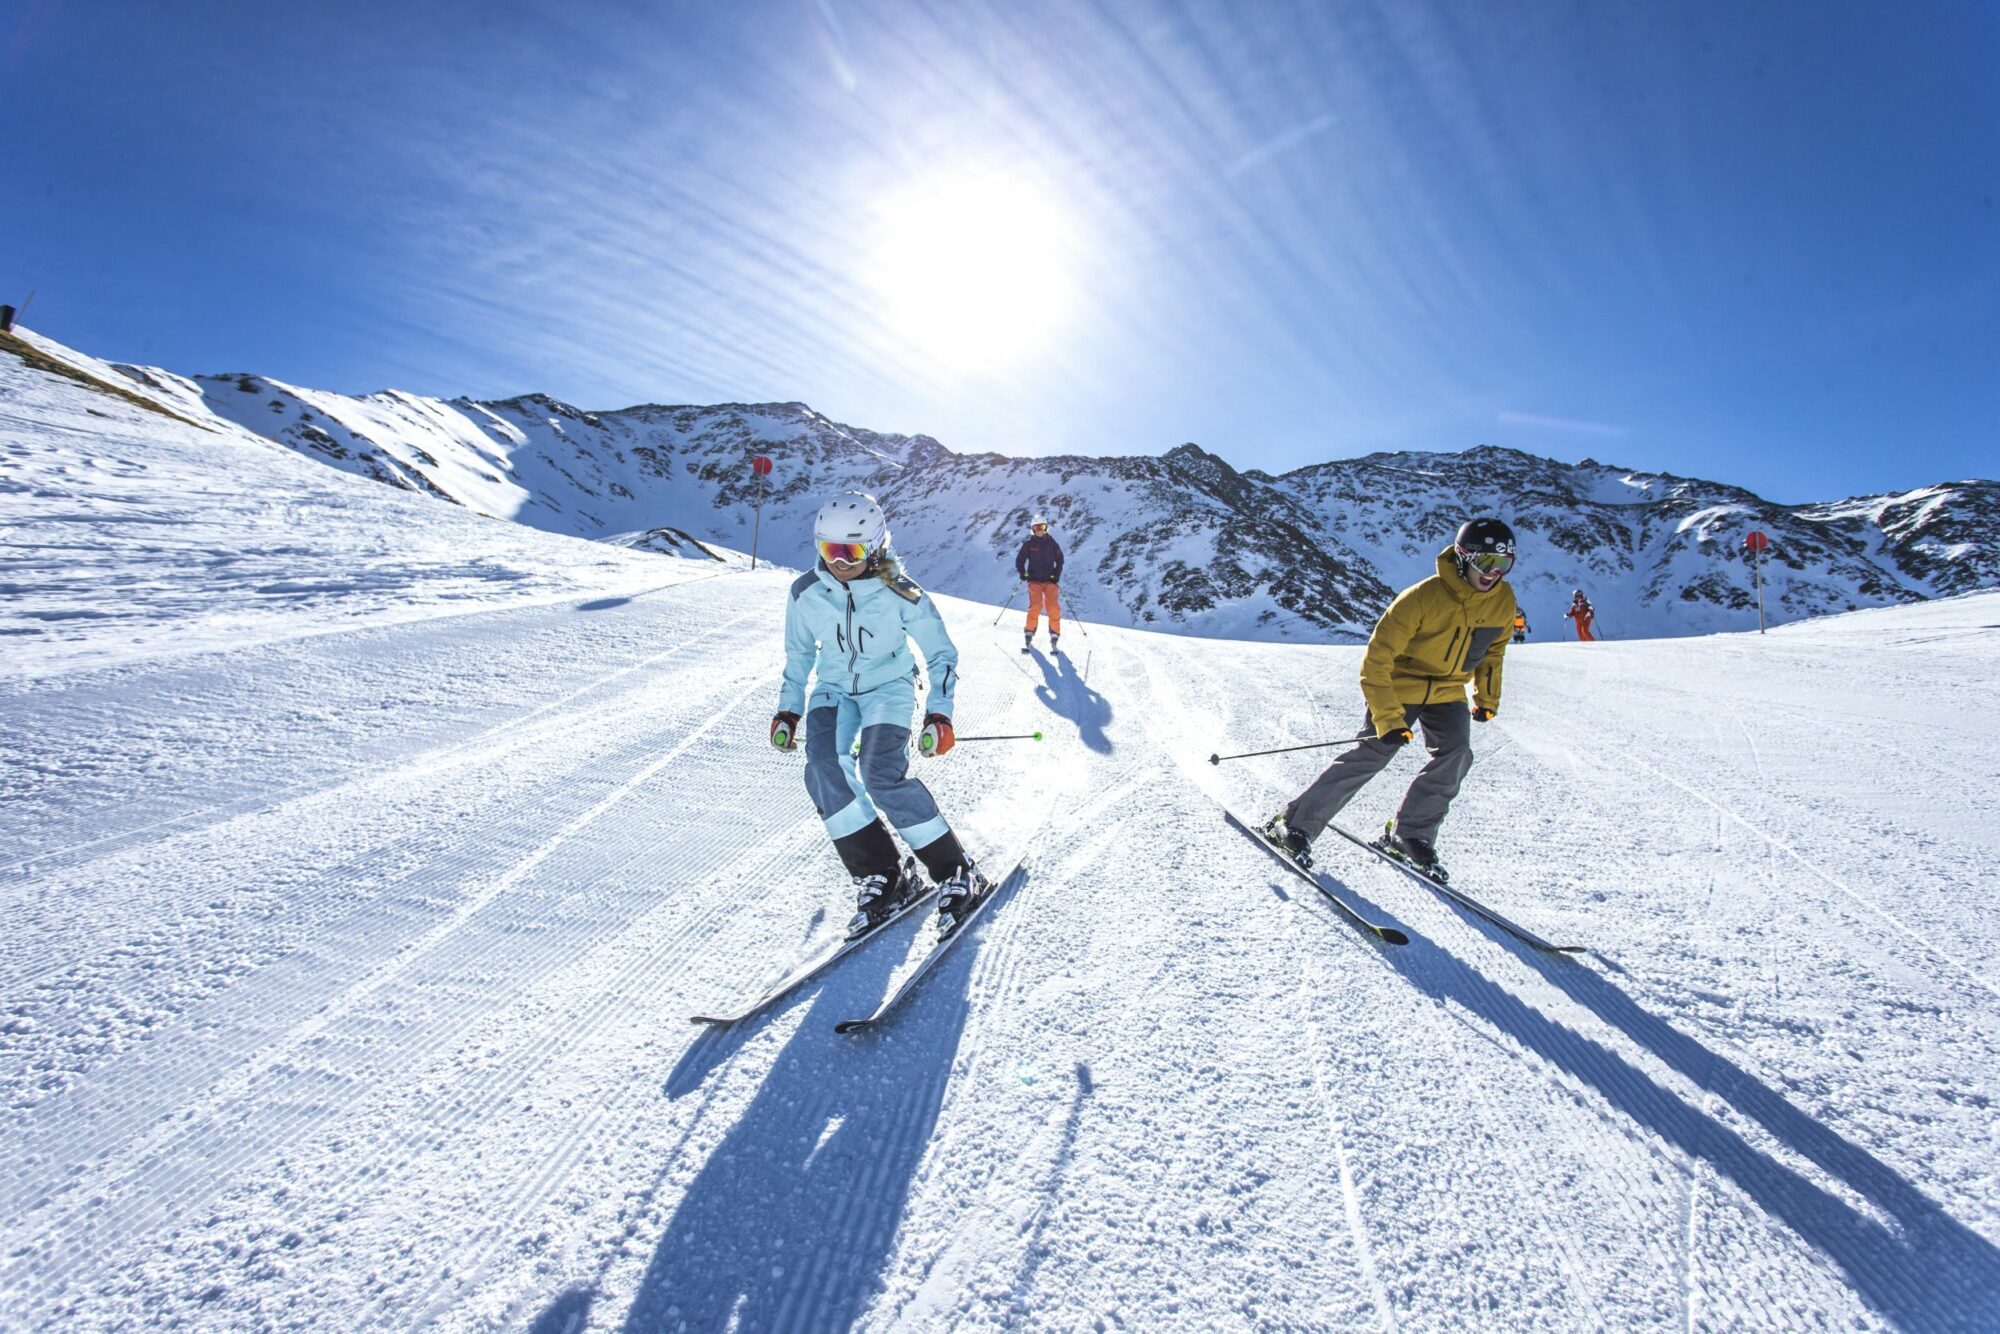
left=770, top=711, right=801, bottom=751
left=919, top=713, right=955, bottom=757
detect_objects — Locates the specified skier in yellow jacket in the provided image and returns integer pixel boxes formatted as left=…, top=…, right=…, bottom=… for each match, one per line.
left=1264, top=518, right=1518, bottom=881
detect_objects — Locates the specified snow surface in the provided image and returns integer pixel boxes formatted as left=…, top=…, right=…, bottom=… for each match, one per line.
left=1, top=338, right=707, bottom=678
left=5, top=340, right=2000, bottom=1331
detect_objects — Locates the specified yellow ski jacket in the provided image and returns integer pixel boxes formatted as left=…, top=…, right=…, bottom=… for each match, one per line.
left=1359, top=547, right=1517, bottom=736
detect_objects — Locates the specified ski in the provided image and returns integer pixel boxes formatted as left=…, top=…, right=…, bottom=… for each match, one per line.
left=835, top=859, right=1027, bottom=1034
left=1224, top=811, right=1409, bottom=946
left=690, top=887, right=939, bottom=1027
left=1324, top=822, right=1586, bottom=955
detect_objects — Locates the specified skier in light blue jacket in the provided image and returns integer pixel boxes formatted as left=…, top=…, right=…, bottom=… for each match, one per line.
left=770, top=493, right=990, bottom=938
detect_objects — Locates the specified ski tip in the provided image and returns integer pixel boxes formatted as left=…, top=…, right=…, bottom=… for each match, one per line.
left=833, top=1019, right=872, bottom=1035
left=1377, top=927, right=1411, bottom=946
left=689, top=1015, right=731, bottom=1026
left=1552, top=944, right=1589, bottom=955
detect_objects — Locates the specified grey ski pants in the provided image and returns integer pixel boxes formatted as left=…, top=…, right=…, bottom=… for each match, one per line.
left=1285, top=702, right=1473, bottom=846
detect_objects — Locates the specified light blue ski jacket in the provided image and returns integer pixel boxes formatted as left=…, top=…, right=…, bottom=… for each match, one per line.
left=779, top=562, right=960, bottom=718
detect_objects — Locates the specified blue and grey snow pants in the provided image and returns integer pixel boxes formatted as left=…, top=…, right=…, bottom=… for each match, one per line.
left=803, top=675, right=953, bottom=877
left=1285, top=702, right=1473, bottom=846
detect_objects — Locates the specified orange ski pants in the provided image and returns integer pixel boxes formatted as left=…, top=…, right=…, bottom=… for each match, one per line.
left=1570, top=615, right=1596, bottom=642
left=1024, top=581, right=1062, bottom=635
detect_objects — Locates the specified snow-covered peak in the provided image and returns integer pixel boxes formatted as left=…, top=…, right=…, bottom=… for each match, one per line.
left=13, top=324, right=1996, bottom=640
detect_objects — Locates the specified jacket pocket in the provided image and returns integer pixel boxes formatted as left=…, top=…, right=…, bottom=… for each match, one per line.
left=1462, top=626, right=1504, bottom=672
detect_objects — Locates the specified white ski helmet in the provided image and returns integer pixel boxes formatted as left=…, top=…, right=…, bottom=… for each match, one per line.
left=814, top=492, right=888, bottom=558
left=1029, top=513, right=1049, bottom=531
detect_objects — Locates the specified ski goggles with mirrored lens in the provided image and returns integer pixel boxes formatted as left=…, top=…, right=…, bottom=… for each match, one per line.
left=817, top=539, right=871, bottom=565
left=1031, top=524, right=1048, bottom=533
left=1457, top=546, right=1515, bottom=575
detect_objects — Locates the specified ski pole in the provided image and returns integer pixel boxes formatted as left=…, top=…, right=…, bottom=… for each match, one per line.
left=1066, top=605, right=1089, bottom=640
left=916, top=730, right=1042, bottom=756
left=1059, top=584, right=1089, bottom=639
left=992, top=583, right=1021, bottom=626
left=1208, top=736, right=1375, bottom=765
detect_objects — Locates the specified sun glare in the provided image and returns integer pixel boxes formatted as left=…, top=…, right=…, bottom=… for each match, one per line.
left=868, top=171, right=1078, bottom=372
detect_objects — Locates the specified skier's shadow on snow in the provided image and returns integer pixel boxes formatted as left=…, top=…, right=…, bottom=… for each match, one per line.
left=1367, top=902, right=2000, bottom=1331
left=618, top=874, right=1028, bottom=1333
left=526, top=1286, right=593, bottom=1334
left=1029, top=647, right=1114, bottom=754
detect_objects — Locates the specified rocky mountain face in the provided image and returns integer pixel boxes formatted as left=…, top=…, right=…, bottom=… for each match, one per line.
left=109, top=360, right=1997, bottom=641
left=1266, top=446, right=1999, bottom=637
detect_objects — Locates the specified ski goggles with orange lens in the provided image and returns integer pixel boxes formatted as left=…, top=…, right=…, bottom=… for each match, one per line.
left=1458, top=546, right=1515, bottom=575
left=817, top=539, right=871, bottom=565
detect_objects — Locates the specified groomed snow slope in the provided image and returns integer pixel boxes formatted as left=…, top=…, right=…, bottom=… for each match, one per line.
left=6, top=349, right=1999, bottom=1329
left=5, top=540, right=2000, bottom=1328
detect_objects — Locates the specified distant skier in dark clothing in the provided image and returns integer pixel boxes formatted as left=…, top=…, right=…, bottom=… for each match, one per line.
left=1262, top=518, right=1519, bottom=883
left=1566, top=590, right=1597, bottom=641
left=1015, top=514, right=1065, bottom=653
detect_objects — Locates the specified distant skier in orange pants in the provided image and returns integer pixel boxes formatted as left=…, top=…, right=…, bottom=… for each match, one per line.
left=1566, top=590, right=1597, bottom=641
left=1016, top=514, right=1065, bottom=653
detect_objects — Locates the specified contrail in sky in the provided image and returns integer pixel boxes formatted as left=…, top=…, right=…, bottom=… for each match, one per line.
left=1498, top=411, right=1629, bottom=438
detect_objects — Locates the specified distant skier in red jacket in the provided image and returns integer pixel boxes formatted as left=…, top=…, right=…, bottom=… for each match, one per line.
left=1566, top=590, right=1597, bottom=642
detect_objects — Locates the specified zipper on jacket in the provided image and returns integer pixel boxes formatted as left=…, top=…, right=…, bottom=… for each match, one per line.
left=846, top=587, right=859, bottom=691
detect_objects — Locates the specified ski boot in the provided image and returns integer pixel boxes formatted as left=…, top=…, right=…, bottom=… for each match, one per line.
left=845, top=854, right=922, bottom=938
left=1375, top=820, right=1448, bottom=882
left=1022, top=631, right=1034, bottom=654
left=1260, top=811, right=1313, bottom=868
left=934, top=862, right=992, bottom=937
left=1050, top=632, right=1061, bottom=655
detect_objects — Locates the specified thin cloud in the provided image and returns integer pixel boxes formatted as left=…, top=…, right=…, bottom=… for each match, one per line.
left=1227, top=112, right=1338, bottom=177
left=1498, top=411, right=1630, bottom=438
left=812, top=0, right=858, bottom=93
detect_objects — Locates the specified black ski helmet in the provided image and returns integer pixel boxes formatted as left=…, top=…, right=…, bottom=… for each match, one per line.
left=1454, top=517, right=1515, bottom=555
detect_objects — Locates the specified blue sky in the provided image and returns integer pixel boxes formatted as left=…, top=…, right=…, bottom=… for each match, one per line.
left=5, top=0, right=1994, bottom=501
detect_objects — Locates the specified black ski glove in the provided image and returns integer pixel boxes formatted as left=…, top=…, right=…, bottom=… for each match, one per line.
left=1471, top=706, right=1495, bottom=722
left=1377, top=725, right=1413, bottom=746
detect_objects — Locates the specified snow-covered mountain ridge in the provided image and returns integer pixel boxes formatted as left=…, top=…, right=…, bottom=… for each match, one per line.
left=0, top=330, right=708, bottom=679
left=37, top=328, right=2000, bottom=639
